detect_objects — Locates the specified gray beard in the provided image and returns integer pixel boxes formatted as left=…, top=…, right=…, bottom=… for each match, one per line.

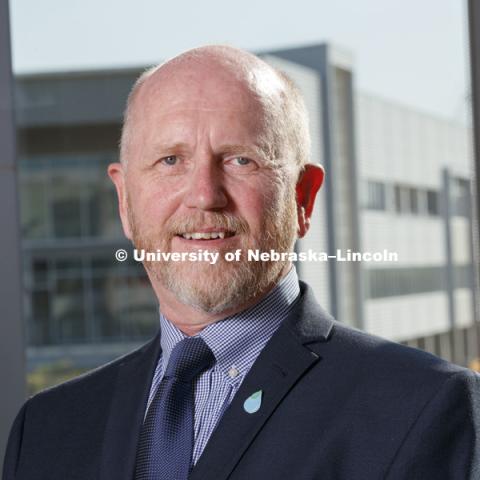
left=128, top=184, right=297, bottom=314
left=147, top=243, right=288, bottom=314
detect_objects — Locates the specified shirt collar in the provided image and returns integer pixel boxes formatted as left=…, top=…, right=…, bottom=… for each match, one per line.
left=159, top=265, right=300, bottom=384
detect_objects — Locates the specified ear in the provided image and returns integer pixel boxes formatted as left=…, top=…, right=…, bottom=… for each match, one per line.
left=296, top=163, right=325, bottom=238
left=107, top=162, right=133, bottom=240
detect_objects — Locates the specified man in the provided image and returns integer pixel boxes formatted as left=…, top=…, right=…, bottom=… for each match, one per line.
left=3, top=45, right=480, bottom=480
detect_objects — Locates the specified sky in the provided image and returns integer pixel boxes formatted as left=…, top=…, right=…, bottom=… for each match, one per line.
left=9, top=0, right=469, bottom=122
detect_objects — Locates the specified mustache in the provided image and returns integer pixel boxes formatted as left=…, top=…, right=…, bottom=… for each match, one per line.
left=164, top=212, right=250, bottom=236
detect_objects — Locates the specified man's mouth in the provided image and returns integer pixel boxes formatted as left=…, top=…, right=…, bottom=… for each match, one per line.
left=177, top=230, right=236, bottom=240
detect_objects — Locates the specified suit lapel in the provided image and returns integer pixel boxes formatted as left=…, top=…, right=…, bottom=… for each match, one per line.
left=99, top=333, right=161, bottom=480
left=189, top=282, right=334, bottom=480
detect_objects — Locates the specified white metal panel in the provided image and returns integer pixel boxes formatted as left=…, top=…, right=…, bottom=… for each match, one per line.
left=365, top=292, right=450, bottom=341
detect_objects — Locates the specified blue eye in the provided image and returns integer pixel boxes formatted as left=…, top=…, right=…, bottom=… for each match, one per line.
left=235, top=157, right=250, bottom=165
left=225, top=156, right=258, bottom=174
left=161, top=156, right=177, bottom=165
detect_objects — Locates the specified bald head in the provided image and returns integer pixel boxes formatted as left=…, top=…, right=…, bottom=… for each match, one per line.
left=119, top=45, right=311, bottom=175
left=137, top=45, right=286, bottom=98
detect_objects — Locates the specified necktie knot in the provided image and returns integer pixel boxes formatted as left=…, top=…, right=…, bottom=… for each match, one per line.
left=165, top=337, right=215, bottom=382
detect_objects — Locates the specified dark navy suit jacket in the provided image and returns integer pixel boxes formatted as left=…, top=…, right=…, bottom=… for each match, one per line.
left=3, top=282, right=480, bottom=479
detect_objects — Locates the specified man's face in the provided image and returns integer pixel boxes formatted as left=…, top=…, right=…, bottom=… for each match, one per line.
left=113, top=67, right=299, bottom=313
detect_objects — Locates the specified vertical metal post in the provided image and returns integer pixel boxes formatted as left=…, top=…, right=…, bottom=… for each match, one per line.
left=468, top=0, right=480, bottom=361
left=0, top=0, right=26, bottom=469
left=466, top=180, right=479, bottom=363
left=469, top=0, right=480, bottom=255
left=442, top=168, right=456, bottom=362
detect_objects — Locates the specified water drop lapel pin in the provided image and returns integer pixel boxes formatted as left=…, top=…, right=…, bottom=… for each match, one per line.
left=243, top=390, right=263, bottom=414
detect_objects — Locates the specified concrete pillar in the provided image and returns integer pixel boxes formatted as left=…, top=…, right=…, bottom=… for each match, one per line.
left=0, top=0, right=26, bottom=470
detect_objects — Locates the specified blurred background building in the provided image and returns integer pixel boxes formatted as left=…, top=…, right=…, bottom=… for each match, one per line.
left=14, top=43, right=479, bottom=392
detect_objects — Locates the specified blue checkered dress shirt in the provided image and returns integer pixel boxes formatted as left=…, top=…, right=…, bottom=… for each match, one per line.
left=144, top=265, right=300, bottom=465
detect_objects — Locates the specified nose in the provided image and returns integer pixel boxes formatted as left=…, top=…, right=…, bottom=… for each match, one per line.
left=183, top=156, right=228, bottom=211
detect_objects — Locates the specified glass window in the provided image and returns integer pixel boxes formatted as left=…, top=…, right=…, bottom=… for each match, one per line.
left=451, top=177, right=470, bottom=217
left=30, top=290, right=50, bottom=345
left=365, top=180, right=386, bottom=210
left=52, top=196, right=82, bottom=238
left=394, top=185, right=402, bottom=213
left=426, top=189, right=439, bottom=216
left=409, top=187, right=419, bottom=214
left=19, top=179, right=49, bottom=238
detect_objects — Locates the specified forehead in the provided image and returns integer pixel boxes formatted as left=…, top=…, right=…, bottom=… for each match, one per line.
left=123, top=57, right=292, bottom=165
left=139, top=65, right=267, bottom=115
left=131, top=70, right=275, bottom=147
